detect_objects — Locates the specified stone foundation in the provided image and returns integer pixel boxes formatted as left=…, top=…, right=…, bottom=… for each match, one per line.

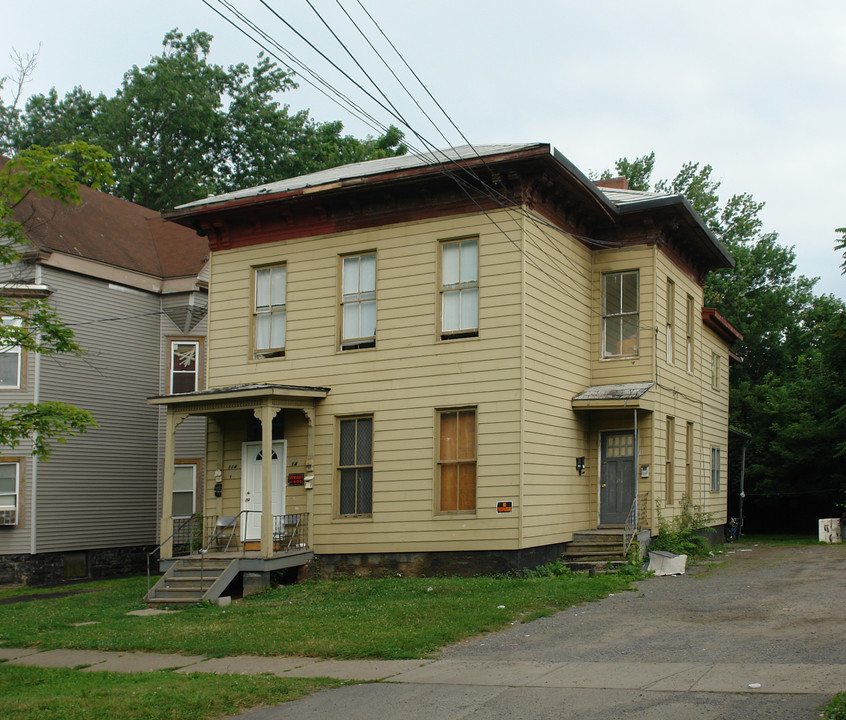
left=0, top=545, right=153, bottom=586
left=316, top=543, right=570, bottom=578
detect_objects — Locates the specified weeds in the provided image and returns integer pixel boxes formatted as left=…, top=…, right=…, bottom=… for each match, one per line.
left=649, top=496, right=713, bottom=558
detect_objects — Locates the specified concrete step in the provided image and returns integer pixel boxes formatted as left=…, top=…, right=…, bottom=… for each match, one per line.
left=564, top=560, right=629, bottom=572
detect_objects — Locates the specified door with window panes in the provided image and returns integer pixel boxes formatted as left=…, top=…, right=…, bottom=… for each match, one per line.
left=600, top=431, right=636, bottom=525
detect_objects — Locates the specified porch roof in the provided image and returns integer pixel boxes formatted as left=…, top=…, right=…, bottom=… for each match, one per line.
left=571, top=382, right=655, bottom=410
left=148, top=383, right=330, bottom=410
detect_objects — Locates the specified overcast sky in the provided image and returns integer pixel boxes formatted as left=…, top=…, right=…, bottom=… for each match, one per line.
left=3, top=0, right=844, bottom=298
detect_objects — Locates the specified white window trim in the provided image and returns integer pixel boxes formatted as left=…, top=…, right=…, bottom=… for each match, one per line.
left=0, top=316, right=23, bottom=389
left=601, top=270, right=639, bottom=358
left=440, top=238, right=479, bottom=339
left=172, top=462, right=197, bottom=519
left=169, top=339, right=200, bottom=394
left=0, top=460, right=20, bottom=526
left=253, top=265, right=287, bottom=359
left=340, top=253, right=377, bottom=350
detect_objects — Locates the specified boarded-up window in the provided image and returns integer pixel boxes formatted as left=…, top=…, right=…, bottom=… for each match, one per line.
left=170, top=340, right=200, bottom=394
left=602, top=271, right=639, bottom=357
left=254, top=265, right=286, bottom=358
left=441, top=238, right=479, bottom=339
left=341, top=253, right=376, bottom=350
left=438, top=409, right=476, bottom=512
left=338, top=417, right=373, bottom=516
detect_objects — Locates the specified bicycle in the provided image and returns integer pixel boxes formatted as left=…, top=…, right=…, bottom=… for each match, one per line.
left=724, top=517, right=741, bottom=543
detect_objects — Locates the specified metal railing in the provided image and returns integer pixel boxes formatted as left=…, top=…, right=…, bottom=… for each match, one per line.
left=146, top=511, right=311, bottom=598
left=623, top=496, right=639, bottom=555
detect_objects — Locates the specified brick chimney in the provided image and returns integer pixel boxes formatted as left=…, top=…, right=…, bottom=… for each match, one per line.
left=594, top=176, right=630, bottom=190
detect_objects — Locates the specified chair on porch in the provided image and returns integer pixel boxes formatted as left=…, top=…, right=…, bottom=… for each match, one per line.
left=208, top=515, right=238, bottom=552
left=273, top=514, right=301, bottom=551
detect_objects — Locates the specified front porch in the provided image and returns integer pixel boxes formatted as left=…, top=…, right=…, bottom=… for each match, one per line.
left=146, top=511, right=312, bottom=604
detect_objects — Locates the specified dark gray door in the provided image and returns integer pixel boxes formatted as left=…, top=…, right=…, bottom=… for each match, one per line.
left=600, top=431, right=636, bottom=525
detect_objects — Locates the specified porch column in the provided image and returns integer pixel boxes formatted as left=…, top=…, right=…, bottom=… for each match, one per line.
left=303, top=406, right=316, bottom=549
left=159, top=410, right=188, bottom=560
left=259, top=401, right=278, bottom=559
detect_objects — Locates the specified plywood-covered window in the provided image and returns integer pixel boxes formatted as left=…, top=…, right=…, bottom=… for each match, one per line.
left=602, top=270, right=638, bottom=358
left=169, top=340, right=201, bottom=394
left=340, top=253, right=376, bottom=350
left=440, top=238, right=478, bottom=339
left=338, top=416, right=373, bottom=516
left=253, top=265, right=286, bottom=359
left=0, top=460, right=19, bottom=526
left=438, top=408, right=476, bottom=512
left=0, top=316, right=23, bottom=388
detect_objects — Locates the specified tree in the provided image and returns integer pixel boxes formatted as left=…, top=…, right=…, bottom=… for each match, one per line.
left=836, top=227, right=846, bottom=274
left=10, top=30, right=407, bottom=210
left=1, top=56, right=112, bottom=458
left=603, top=154, right=846, bottom=529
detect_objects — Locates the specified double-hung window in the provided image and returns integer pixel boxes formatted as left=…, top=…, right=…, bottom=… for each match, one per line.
left=711, top=352, right=721, bottom=390
left=172, top=463, right=197, bottom=518
left=666, top=279, right=675, bottom=364
left=665, top=416, right=675, bottom=505
left=338, top=416, right=373, bottom=516
left=438, top=408, right=476, bottom=512
left=441, top=238, right=478, bottom=339
left=685, top=295, right=695, bottom=373
left=0, top=316, right=23, bottom=388
left=169, top=340, right=201, bottom=393
left=602, top=271, right=638, bottom=358
left=710, top=446, right=721, bottom=491
left=253, top=265, right=286, bottom=358
left=341, top=253, right=376, bottom=350
left=0, top=461, right=19, bottom=525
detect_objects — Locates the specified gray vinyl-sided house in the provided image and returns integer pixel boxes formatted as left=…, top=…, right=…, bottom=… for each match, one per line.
left=149, top=143, right=741, bottom=595
left=0, top=177, right=209, bottom=585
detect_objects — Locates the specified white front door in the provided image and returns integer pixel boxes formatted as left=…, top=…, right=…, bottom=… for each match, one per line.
left=241, top=440, right=286, bottom=541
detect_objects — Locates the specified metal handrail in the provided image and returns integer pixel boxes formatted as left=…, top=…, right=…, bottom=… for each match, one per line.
left=146, top=515, right=202, bottom=597
left=622, top=495, right=639, bottom=556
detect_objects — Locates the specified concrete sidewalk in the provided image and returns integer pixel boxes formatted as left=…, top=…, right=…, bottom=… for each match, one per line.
left=3, top=646, right=844, bottom=695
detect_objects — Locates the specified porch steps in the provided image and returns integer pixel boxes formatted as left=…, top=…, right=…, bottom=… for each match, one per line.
left=145, top=558, right=239, bottom=605
left=561, top=530, right=629, bottom=571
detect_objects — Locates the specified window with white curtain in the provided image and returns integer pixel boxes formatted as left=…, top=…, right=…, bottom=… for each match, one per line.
left=253, top=265, right=286, bottom=358
left=341, top=253, right=376, bottom=350
left=441, top=238, right=478, bottom=339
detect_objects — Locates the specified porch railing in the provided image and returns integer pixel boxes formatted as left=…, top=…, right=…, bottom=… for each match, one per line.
left=146, top=512, right=310, bottom=598
left=622, top=490, right=651, bottom=557
left=623, top=496, right=638, bottom=555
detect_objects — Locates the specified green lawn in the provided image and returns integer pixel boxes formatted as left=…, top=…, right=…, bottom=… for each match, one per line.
left=0, top=569, right=636, bottom=659
left=0, top=664, right=341, bottom=720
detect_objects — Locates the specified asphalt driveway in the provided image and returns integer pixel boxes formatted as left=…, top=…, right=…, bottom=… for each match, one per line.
left=237, top=543, right=846, bottom=720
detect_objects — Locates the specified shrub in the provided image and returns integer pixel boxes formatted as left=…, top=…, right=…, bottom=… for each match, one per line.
left=649, top=497, right=713, bottom=558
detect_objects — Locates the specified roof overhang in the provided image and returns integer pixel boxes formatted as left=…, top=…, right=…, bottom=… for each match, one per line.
left=572, top=382, right=655, bottom=410
left=148, top=383, right=330, bottom=414
left=702, top=308, right=743, bottom=344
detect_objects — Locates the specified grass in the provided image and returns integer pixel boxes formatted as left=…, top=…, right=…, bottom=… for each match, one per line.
left=824, top=692, right=846, bottom=720
left=0, top=664, right=341, bottom=720
left=0, top=569, right=637, bottom=659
